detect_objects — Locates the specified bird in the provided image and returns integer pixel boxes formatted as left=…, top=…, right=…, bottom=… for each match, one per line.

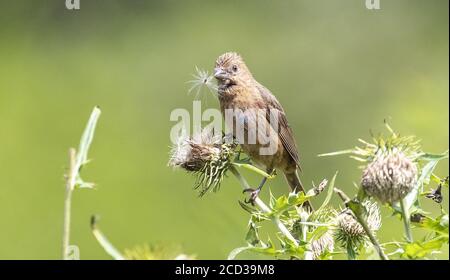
left=213, top=52, right=312, bottom=209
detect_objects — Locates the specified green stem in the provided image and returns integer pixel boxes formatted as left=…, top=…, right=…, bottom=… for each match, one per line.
left=62, top=148, right=76, bottom=260
left=400, top=198, right=413, bottom=243
left=334, top=188, right=388, bottom=260
left=354, top=211, right=389, bottom=260
left=91, top=216, right=125, bottom=260
left=346, top=243, right=356, bottom=260
left=229, top=166, right=298, bottom=246
left=299, top=210, right=314, bottom=260
left=232, top=162, right=275, bottom=179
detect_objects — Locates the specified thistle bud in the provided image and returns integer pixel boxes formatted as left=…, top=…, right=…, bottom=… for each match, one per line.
left=168, top=128, right=236, bottom=196
left=335, top=201, right=381, bottom=253
left=361, top=150, right=418, bottom=204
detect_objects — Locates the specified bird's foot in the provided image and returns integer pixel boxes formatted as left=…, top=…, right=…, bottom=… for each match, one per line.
left=242, top=188, right=261, bottom=206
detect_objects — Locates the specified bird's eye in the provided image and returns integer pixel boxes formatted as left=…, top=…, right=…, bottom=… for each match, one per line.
left=232, top=65, right=238, bottom=72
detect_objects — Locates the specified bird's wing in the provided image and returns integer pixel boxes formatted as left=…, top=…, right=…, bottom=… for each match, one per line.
left=256, top=83, right=302, bottom=170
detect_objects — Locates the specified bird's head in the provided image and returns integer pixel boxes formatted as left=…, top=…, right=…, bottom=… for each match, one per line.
left=214, top=52, right=252, bottom=90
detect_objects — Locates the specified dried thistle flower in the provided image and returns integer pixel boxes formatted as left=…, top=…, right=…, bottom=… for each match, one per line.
left=362, top=150, right=418, bottom=204
left=187, top=66, right=218, bottom=99
left=334, top=200, right=381, bottom=256
left=320, top=123, right=421, bottom=204
left=168, top=128, right=236, bottom=196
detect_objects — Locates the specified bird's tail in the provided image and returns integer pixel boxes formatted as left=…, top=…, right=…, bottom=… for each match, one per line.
left=284, top=171, right=314, bottom=211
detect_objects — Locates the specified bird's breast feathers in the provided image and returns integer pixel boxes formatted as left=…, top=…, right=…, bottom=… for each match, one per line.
left=219, top=84, right=265, bottom=111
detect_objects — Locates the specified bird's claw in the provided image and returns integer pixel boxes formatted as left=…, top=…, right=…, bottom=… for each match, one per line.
left=242, top=188, right=261, bottom=206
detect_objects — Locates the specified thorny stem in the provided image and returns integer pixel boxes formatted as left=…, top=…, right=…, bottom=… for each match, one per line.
left=229, top=166, right=299, bottom=246
left=334, top=188, right=389, bottom=260
left=400, top=198, right=413, bottom=243
left=299, top=210, right=314, bottom=260
left=62, top=148, right=77, bottom=259
left=354, top=210, right=388, bottom=260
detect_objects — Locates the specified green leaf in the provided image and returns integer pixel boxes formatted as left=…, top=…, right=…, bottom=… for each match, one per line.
left=271, top=192, right=313, bottom=215
left=318, top=149, right=354, bottom=157
left=430, top=174, right=442, bottom=185
left=346, top=242, right=357, bottom=260
left=308, top=225, right=329, bottom=242
left=400, top=158, right=441, bottom=212
left=419, top=151, right=449, bottom=161
left=269, top=190, right=276, bottom=209
left=287, top=192, right=311, bottom=206
left=318, top=172, right=337, bottom=211
left=76, top=106, right=101, bottom=170
left=413, top=214, right=449, bottom=238
left=227, top=239, right=280, bottom=260
left=274, top=196, right=289, bottom=211
left=245, top=221, right=260, bottom=246
left=401, top=237, right=447, bottom=259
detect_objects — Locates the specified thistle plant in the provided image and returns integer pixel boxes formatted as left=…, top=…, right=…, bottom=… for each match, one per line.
left=64, top=111, right=446, bottom=260
left=226, top=175, right=336, bottom=260
left=173, top=144, right=334, bottom=260
left=319, top=122, right=448, bottom=259
left=179, top=67, right=448, bottom=260
left=292, top=206, right=337, bottom=260
left=334, top=200, right=381, bottom=259
left=168, top=122, right=447, bottom=260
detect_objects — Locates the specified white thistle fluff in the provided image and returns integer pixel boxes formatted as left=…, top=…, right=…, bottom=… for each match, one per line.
left=187, top=67, right=218, bottom=99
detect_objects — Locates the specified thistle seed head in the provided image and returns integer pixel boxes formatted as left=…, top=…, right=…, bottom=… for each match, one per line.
left=168, top=128, right=236, bottom=196
left=361, top=150, right=418, bottom=204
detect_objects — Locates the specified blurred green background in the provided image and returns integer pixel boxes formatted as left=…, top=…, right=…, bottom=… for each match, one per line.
left=0, top=0, right=448, bottom=260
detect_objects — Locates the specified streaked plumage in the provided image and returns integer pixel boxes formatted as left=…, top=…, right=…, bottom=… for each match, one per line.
left=214, top=52, right=310, bottom=207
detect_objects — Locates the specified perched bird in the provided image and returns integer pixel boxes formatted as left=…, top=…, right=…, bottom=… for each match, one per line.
left=214, top=52, right=311, bottom=209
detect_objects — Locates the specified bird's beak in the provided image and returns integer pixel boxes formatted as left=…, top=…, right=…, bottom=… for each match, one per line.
left=214, top=68, right=228, bottom=80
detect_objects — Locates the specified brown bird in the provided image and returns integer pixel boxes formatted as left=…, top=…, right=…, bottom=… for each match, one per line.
left=214, top=52, right=311, bottom=209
